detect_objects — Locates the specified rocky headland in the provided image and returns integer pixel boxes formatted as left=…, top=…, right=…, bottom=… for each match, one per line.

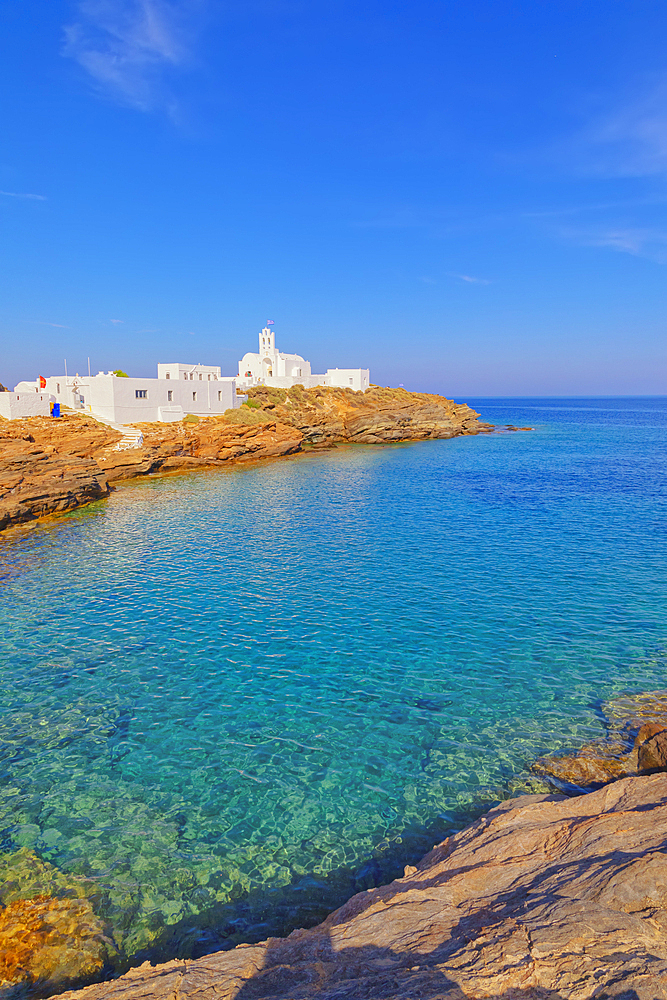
left=0, top=691, right=666, bottom=999
left=0, top=386, right=492, bottom=532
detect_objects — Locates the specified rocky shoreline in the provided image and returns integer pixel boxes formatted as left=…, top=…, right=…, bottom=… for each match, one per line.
left=1, top=690, right=667, bottom=998
left=55, top=773, right=667, bottom=1000
left=0, top=386, right=492, bottom=533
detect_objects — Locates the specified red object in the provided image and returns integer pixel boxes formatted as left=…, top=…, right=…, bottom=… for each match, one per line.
left=39, top=375, right=46, bottom=388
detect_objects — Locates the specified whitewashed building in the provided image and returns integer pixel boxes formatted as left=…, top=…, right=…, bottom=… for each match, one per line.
left=238, top=327, right=370, bottom=391
left=6, top=324, right=371, bottom=423
left=0, top=390, right=55, bottom=419
left=38, top=364, right=241, bottom=424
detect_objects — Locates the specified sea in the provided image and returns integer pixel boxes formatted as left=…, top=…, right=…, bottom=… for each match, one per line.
left=1, top=396, right=666, bottom=970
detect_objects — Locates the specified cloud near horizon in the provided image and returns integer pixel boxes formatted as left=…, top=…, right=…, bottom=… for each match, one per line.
left=63, top=0, right=202, bottom=111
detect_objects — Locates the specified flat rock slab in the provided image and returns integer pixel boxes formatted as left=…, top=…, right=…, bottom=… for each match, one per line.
left=57, top=773, right=667, bottom=1000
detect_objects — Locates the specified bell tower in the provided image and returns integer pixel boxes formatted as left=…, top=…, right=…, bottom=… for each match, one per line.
left=259, top=327, right=275, bottom=352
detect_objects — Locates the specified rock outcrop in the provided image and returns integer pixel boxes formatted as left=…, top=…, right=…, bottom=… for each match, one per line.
left=533, top=689, right=667, bottom=792
left=96, top=411, right=303, bottom=483
left=54, top=772, right=667, bottom=1000
left=0, top=417, right=116, bottom=531
left=243, top=384, right=490, bottom=444
left=0, top=388, right=492, bottom=531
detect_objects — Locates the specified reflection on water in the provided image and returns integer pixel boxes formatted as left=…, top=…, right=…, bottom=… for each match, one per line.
left=0, top=397, right=666, bottom=976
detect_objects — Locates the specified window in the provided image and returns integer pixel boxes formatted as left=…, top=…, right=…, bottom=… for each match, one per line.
left=167, top=390, right=173, bottom=401
left=57, top=383, right=60, bottom=393
left=349, top=378, right=354, bottom=385
left=199, top=373, right=203, bottom=381
left=165, top=372, right=170, bottom=380
left=192, top=391, right=197, bottom=401
left=135, top=390, right=147, bottom=399
left=190, top=373, right=194, bottom=380
left=183, top=373, right=188, bottom=380
left=208, top=374, right=211, bottom=380
left=214, top=375, right=218, bottom=381
left=217, top=391, right=222, bottom=401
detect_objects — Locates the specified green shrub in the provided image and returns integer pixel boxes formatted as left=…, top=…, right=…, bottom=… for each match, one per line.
left=183, top=413, right=200, bottom=423
left=242, top=399, right=262, bottom=409
left=222, top=408, right=272, bottom=425
left=112, top=370, right=129, bottom=378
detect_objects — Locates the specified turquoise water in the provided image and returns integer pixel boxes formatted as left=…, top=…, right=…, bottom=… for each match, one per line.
left=1, top=397, right=666, bottom=969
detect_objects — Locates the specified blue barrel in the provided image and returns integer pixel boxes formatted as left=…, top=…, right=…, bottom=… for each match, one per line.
left=51, top=402, right=61, bottom=418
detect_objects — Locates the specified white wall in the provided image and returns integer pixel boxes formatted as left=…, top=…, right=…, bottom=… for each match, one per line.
left=87, top=374, right=238, bottom=423
left=326, top=368, right=371, bottom=391
left=0, top=392, right=55, bottom=419
left=44, top=371, right=240, bottom=423
left=157, top=363, right=223, bottom=382
left=237, top=369, right=371, bottom=391
left=239, top=350, right=312, bottom=383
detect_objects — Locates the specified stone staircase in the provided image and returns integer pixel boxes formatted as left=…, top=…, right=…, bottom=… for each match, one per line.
left=70, top=410, right=144, bottom=451
left=111, top=426, right=144, bottom=451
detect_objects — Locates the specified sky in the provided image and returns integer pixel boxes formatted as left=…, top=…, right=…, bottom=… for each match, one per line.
left=1, top=0, right=666, bottom=395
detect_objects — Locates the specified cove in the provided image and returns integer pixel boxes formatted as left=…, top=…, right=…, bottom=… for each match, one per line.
left=0, top=396, right=666, bottom=972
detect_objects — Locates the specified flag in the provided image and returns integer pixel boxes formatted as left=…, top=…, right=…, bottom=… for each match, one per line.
left=39, top=375, right=46, bottom=388
left=266, top=319, right=274, bottom=325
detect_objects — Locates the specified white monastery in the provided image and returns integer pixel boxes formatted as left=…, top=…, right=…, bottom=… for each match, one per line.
left=7, top=364, right=239, bottom=424
left=238, top=327, right=370, bottom=391
left=3, top=324, right=370, bottom=423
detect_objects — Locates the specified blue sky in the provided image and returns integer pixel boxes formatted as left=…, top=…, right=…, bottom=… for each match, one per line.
left=1, top=0, right=666, bottom=394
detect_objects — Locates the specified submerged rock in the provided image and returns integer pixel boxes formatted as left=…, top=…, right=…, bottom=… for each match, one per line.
left=532, top=688, right=667, bottom=792
left=0, top=895, right=110, bottom=991
left=0, top=849, right=114, bottom=993
left=53, top=773, right=667, bottom=1000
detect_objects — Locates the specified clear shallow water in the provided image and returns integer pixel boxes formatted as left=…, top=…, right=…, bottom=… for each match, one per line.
left=1, top=397, right=666, bottom=968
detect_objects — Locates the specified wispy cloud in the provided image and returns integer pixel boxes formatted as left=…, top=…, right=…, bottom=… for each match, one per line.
left=587, top=78, right=667, bottom=177
left=552, top=76, right=667, bottom=179
left=560, top=225, right=667, bottom=263
left=37, top=322, right=70, bottom=328
left=110, top=318, right=124, bottom=324
left=63, top=1, right=202, bottom=111
left=0, top=190, right=46, bottom=201
left=449, top=273, right=491, bottom=285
